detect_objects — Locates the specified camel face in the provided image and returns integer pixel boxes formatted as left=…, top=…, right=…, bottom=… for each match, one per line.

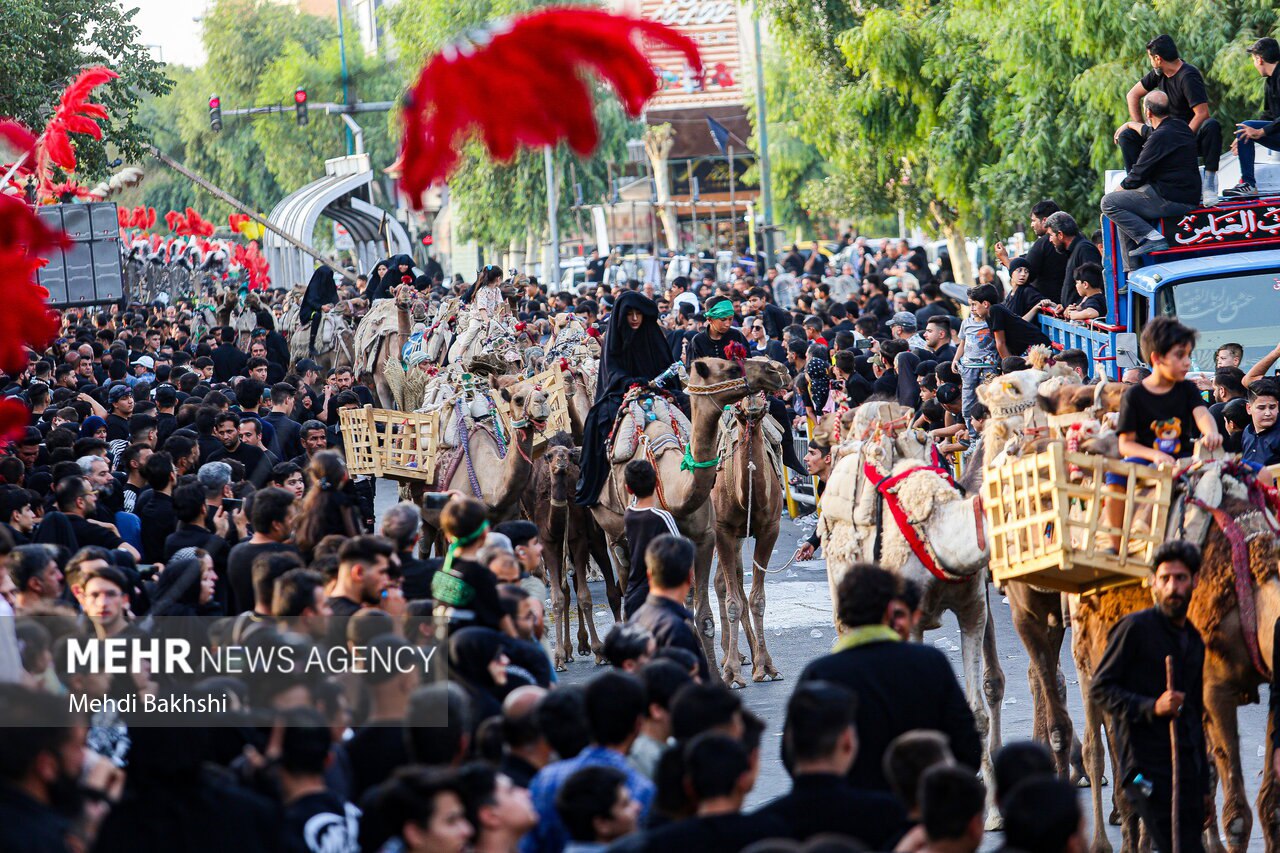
left=502, top=382, right=552, bottom=428
left=1039, top=381, right=1126, bottom=416
left=975, top=369, right=1048, bottom=415
left=689, top=357, right=787, bottom=403
left=545, top=444, right=573, bottom=476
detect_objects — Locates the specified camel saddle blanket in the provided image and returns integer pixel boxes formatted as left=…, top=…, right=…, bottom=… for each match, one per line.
left=611, top=393, right=693, bottom=463
left=715, top=406, right=784, bottom=483
left=354, top=299, right=403, bottom=376
left=864, top=461, right=965, bottom=585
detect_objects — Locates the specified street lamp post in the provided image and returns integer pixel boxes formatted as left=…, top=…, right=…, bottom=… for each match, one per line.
left=336, top=0, right=353, bottom=155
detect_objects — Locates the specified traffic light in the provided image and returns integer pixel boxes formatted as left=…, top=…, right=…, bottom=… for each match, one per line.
left=294, top=88, right=308, bottom=126
left=421, top=234, right=433, bottom=246
left=209, top=95, right=222, bottom=132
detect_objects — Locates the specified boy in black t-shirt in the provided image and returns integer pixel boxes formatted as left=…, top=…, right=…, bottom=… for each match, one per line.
left=967, top=284, right=1051, bottom=360
left=1064, top=263, right=1108, bottom=323
left=621, top=460, right=679, bottom=619
left=1105, top=317, right=1221, bottom=544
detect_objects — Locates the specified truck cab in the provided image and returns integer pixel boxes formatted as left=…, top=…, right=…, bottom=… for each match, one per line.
left=1038, top=190, right=1280, bottom=378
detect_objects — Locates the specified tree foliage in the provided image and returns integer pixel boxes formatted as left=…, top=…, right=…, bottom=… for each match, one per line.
left=129, top=0, right=398, bottom=225
left=758, top=0, right=1280, bottom=241
left=384, top=0, right=642, bottom=248
left=0, top=0, right=172, bottom=181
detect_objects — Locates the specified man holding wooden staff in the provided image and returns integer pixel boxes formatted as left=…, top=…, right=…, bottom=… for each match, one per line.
left=1092, top=540, right=1211, bottom=853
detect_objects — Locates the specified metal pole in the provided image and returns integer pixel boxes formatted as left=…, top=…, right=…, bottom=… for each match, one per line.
left=148, top=144, right=356, bottom=283
left=338, top=113, right=364, bottom=156
left=336, top=0, right=353, bottom=155
left=1167, top=656, right=1181, bottom=853
left=751, top=1, right=775, bottom=268
left=728, top=145, right=737, bottom=256
left=544, top=147, right=561, bottom=288
left=690, top=176, right=700, bottom=271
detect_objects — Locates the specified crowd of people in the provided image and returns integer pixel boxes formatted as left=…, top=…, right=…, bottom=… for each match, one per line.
left=6, top=29, right=1280, bottom=853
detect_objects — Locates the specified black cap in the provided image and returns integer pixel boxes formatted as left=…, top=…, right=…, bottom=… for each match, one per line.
left=18, top=426, right=42, bottom=445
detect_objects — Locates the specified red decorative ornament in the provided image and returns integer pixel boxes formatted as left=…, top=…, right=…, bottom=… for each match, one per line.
left=402, top=275, right=413, bottom=284
left=398, top=7, right=701, bottom=205
left=724, top=341, right=749, bottom=363
left=586, top=327, right=601, bottom=339
left=515, top=321, right=526, bottom=332
left=0, top=194, right=64, bottom=374
left=559, top=357, right=570, bottom=371
left=0, top=398, right=29, bottom=445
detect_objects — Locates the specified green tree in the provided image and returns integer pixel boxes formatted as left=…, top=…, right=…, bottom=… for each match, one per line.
left=0, top=0, right=172, bottom=181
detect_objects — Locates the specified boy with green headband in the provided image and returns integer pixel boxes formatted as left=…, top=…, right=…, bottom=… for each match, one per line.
left=688, top=296, right=808, bottom=474
left=431, top=497, right=513, bottom=636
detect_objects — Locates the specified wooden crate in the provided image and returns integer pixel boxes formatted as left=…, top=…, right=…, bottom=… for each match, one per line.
left=982, top=443, right=1173, bottom=595
left=339, top=367, right=573, bottom=483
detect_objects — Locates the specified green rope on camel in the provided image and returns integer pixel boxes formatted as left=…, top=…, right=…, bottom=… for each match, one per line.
left=680, top=445, right=720, bottom=472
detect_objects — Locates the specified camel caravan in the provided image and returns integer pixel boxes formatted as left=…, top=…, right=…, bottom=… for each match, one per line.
left=327, top=267, right=1277, bottom=852
left=816, top=345, right=1279, bottom=852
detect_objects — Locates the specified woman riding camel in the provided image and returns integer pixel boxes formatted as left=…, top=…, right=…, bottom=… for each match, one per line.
left=461, top=264, right=506, bottom=317
left=300, top=265, right=338, bottom=357
left=575, top=291, right=679, bottom=506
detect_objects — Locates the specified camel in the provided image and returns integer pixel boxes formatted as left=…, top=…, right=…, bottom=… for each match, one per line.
left=821, top=398, right=1005, bottom=829
left=281, top=302, right=358, bottom=372
left=524, top=434, right=619, bottom=669
left=591, top=356, right=789, bottom=682
left=353, top=286, right=430, bottom=408
left=215, top=289, right=261, bottom=349
left=712, top=393, right=785, bottom=687
left=419, top=375, right=552, bottom=550
left=1069, top=469, right=1280, bottom=853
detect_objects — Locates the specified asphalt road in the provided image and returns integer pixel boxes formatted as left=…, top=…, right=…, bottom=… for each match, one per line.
left=372, top=480, right=1271, bottom=851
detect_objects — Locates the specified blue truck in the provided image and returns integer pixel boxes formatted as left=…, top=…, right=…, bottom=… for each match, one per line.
left=1039, top=194, right=1280, bottom=378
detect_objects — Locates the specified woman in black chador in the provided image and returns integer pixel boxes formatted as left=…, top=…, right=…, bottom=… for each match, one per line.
left=300, top=265, right=338, bottom=356
left=575, top=292, right=678, bottom=507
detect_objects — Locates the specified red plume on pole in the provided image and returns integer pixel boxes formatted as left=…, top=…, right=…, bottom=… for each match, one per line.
left=398, top=6, right=701, bottom=206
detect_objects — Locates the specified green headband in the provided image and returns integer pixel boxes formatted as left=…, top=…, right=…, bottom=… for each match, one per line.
left=705, top=300, right=734, bottom=320
left=442, top=520, right=490, bottom=575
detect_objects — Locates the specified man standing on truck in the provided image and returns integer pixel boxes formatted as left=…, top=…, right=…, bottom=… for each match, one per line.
left=1222, top=38, right=1280, bottom=199
left=1115, top=34, right=1222, bottom=205
left=1100, top=91, right=1201, bottom=263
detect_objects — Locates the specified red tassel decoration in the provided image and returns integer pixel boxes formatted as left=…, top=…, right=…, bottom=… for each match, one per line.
left=399, top=6, right=701, bottom=205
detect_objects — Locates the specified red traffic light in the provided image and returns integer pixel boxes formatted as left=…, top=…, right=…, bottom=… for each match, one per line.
left=209, top=97, right=220, bottom=109
left=294, top=89, right=307, bottom=104
left=421, top=235, right=433, bottom=246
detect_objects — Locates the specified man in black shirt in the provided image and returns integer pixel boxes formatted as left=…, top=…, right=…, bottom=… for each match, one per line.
left=621, top=461, right=680, bottom=619
left=324, top=534, right=394, bottom=649
left=1102, top=91, right=1201, bottom=263
left=53, top=474, right=138, bottom=558
left=277, top=707, right=361, bottom=853
left=135, top=451, right=179, bottom=564
left=209, top=411, right=273, bottom=487
left=628, top=534, right=711, bottom=683
left=1092, top=540, right=1210, bottom=853
left=1117, top=34, right=1221, bottom=201
left=1040, top=211, right=1103, bottom=307
left=226, top=487, right=300, bottom=614
left=755, top=682, right=909, bottom=848
left=994, top=200, right=1068, bottom=305
left=1223, top=38, right=1280, bottom=199
left=211, top=326, right=248, bottom=383
left=104, top=384, right=133, bottom=441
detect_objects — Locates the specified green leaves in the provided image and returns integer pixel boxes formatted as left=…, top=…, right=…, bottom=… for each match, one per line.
left=761, top=0, right=1280, bottom=242
left=0, top=0, right=172, bottom=182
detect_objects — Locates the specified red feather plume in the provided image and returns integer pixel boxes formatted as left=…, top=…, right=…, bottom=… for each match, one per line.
left=399, top=7, right=701, bottom=205
left=0, top=398, right=29, bottom=445
left=31, top=67, right=118, bottom=201
left=0, top=194, right=64, bottom=375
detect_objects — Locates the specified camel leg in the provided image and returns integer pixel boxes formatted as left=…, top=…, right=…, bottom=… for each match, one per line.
left=746, top=529, right=781, bottom=682
left=981, top=587, right=1005, bottom=757
left=586, top=521, right=621, bottom=622
left=1204, top=681, right=1249, bottom=853
left=575, top=536, right=606, bottom=664
left=1010, top=585, right=1074, bottom=779
left=544, top=534, right=571, bottom=671
left=1258, top=708, right=1279, bottom=853
left=713, top=525, right=747, bottom=689
left=690, top=530, right=722, bottom=686
left=570, top=555, right=604, bottom=663
left=1076, top=654, right=1114, bottom=853
left=956, top=582, right=1001, bottom=831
